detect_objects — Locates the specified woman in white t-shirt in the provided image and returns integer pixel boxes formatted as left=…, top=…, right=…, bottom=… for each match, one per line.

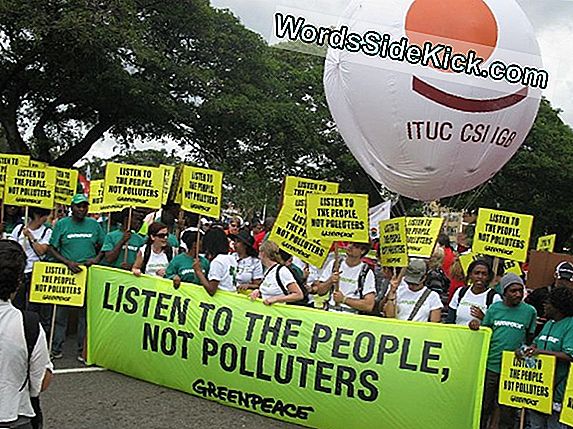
left=10, top=207, right=52, bottom=314
left=447, top=259, right=500, bottom=326
left=384, top=258, right=443, bottom=323
left=132, top=222, right=172, bottom=278
left=233, top=230, right=263, bottom=292
left=193, top=228, right=237, bottom=295
left=250, top=241, right=303, bottom=305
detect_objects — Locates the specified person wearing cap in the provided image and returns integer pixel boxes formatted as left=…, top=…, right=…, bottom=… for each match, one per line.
left=101, top=208, right=146, bottom=270
left=233, top=229, right=263, bottom=292
left=522, top=287, right=573, bottom=429
left=314, top=242, right=376, bottom=314
left=166, top=229, right=209, bottom=288
left=526, top=261, right=573, bottom=331
left=384, top=258, right=443, bottom=322
left=48, top=193, right=105, bottom=361
left=470, top=273, right=537, bottom=429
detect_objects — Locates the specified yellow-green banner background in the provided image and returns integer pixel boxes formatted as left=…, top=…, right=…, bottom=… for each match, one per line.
left=87, top=267, right=491, bottom=429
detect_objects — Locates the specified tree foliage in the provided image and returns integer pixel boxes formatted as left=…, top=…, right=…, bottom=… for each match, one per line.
left=442, top=99, right=573, bottom=250
left=0, top=0, right=269, bottom=166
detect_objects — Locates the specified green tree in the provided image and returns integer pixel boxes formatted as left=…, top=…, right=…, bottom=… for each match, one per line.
left=443, top=99, right=573, bottom=251
left=0, top=0, right=270, bottom=167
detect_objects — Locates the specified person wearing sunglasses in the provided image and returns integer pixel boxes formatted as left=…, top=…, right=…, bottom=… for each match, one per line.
left=132, top=222, right=173, bottom=278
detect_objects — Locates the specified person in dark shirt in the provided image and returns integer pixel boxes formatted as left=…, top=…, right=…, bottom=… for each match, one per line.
left=526, top=261, right=573, bottom=333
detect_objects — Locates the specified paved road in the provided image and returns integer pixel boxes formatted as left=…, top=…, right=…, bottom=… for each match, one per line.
left=42, top=336, right=302, bottom=429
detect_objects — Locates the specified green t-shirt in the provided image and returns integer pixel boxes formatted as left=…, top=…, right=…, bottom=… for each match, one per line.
left=50, top=216, right=105, bottom=263
left=168, top=233, right=179, bottom=249
left=101, top=230, right=146, bottom=269
left=533, top=317, right=573, bottom=402
left=4, top=219, right=23, bottom=234
left=166, top=253, right=209, bottom=284
left=482, top=301, right=537, bottom=373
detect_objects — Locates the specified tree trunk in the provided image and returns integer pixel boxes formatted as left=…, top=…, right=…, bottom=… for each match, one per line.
left=52, top=120, right=113, bottom=167
left=0, top=101, right=29, bottom=155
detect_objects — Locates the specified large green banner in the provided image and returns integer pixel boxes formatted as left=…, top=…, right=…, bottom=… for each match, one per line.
left=87, top=267, right=491, bottom=428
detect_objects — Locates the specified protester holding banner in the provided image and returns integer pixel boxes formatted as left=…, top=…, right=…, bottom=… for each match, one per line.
left=447, top=260, right=501, bottom=326
left=314, top=242, right=376, bottom=314
left=522, top=287, right=573, bottom=429
left=233, top=229, right=263, bottom=291
left=0, top=240, right=52, bottom=429
left=470, top=273, right=537, bottom=429
left=132, top=222, right=173, bottom=278
left=101, top=209, right=145, bottom=270
left=249, top=241, right=304, bottom=305
left=48, top=194, right=105, bottom=360
left=192, top=228, right=237, bottom=295
left=166, top=229, right=209, bottom=288
left=10, top=207, right=52, bottom=332
left=384, top=258, right=443, bottom=322
left=0, top=205, right=23, bottom=238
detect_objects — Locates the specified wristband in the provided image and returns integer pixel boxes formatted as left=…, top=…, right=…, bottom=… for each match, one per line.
left=342, top=296, right=347, bottom=305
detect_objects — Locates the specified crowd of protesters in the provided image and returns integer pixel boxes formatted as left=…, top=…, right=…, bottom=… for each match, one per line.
left=2, top=196, right=573, bottom=429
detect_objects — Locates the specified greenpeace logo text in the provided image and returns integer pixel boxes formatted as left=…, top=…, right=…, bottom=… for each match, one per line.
left=493, top=320, right=524, bottom=329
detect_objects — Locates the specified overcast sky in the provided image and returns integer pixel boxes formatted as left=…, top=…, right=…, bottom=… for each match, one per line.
left=86, top=0, right=573, bottom=161
left=211, top=0, right=573, bottom=123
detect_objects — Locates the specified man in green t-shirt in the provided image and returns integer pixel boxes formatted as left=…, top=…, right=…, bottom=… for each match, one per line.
left=470, top=273, right=537, bottom=429
left=48, top=194, right=105, bottom=361
left=101, top=208, right=146, bottom=270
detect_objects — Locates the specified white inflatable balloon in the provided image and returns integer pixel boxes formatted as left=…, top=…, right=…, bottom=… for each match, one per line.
left=324, top=0, right=542, bottom=201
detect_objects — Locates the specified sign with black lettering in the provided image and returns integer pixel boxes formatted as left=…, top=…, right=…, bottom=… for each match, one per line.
left=499, top=351, right=555, bottom=414
left=473, top=208, right=534, bottom=262
left=87, top=266, right=491, bottom=429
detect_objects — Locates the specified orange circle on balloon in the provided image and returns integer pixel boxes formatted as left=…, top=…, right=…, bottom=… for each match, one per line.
left=405, top=0, right=498, bottom=66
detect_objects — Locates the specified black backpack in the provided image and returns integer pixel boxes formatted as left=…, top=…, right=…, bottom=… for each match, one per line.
left=458, top=286, right=498, bottom=308
left=425, top=268, right=451, bottom=295
left=141, top=244, right=173, bottom=274
left=275, top=265, right=311, bottom=307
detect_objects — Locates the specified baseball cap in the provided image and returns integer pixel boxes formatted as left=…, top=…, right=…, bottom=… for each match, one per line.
left=499, top=273, right=524, bottom=294
left=555, top=261, right=573, bottom=281
left=404, top=258, right=427, bottom=284
left=71, top=194, right=89, bottom=205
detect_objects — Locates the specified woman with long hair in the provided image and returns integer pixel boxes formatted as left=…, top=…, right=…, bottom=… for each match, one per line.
left=234, top=229, right=263, bottom=292
left=132, top=222, right=172, bottom=278
left=193, top=228, right=237, bottom=295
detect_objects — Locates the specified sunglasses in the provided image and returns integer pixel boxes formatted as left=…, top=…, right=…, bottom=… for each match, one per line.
left=154, top=233, right=168, bottom=238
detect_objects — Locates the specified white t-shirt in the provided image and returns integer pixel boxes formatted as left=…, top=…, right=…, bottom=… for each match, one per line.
left=319, top=260, right=376, bottom=310
left=235, top=256, right=263, bottom=285
left=11, top=224, right=52, bottom=273
left=208, top=254, right=238, bottom=292
left=449, top=287, right=502, bottom=326
left=395, top=284, right=443, bottom=322
left=139, top=245, right=170, bottom=277
left=259, top=264, right=297, bottom=300
left=0, top=301, right=53, bottom=423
